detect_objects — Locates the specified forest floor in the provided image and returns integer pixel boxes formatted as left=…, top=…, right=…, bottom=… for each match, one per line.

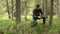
left=0, top=15, right=60, bottom=34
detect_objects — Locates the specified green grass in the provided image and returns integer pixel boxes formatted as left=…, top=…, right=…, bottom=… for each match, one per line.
left=0, top=15, right=60, bottom=34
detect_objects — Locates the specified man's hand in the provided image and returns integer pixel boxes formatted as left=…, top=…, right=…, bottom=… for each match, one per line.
left=37, top=16, right=42, bottom=18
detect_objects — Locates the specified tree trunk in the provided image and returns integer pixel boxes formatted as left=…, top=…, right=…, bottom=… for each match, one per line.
left=11, top=0, right=14, bottom=20
left=43, top=0, right=44, bottom=13
left=43, top=0, right=46, bottom=17
left=24, top=0, right=28, bottom=21
left=57, top=0, right=60, bottom=21
left=37, top=0, right=40, bottom=4
left=49, top=0, right=53, bottom=27
left=6, top=0, right=11, bottom=19
left=45, top=0, right=48, bottom=18
left=16, top=0, right=21, bottom=23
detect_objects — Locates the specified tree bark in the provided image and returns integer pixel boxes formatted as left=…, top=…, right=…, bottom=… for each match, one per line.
left=11, top=0, right=14, bottom=20
left=6, top=0, right=11, bottom=19
left=24, top=0, right=29, bottom=21
left=16, top=0, right=21, bottom=23
left=49, top=0, right=53, bottom=27
left=57, top=0, right=60, bottom=21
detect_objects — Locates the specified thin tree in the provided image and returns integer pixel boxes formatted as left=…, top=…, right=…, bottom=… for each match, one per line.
left=11, top=0, right=14, bottom=20
left=45, top=0, right=48, bottom=18
left=6, top=0, right=11, bottom=19
left=57, top=0, right=60, bottom=21
left=43, top=0, right=46, bottom=17
left=49, top=0, right=53, bottom=27
left=24, top=0, right=29, bottom=21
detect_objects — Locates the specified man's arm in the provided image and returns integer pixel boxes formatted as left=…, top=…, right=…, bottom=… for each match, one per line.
left=33, top=9, right=36, bottom=17
left=40, top=8, right=44, bottom=17
left=38, top=9, right=44, bottom=18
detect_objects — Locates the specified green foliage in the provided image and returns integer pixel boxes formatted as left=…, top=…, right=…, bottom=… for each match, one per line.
left=0, top=20, right=15, bottom=34
left=0, top=16, right=60, bottom=34
left=0, top=0, right=60, bottom=34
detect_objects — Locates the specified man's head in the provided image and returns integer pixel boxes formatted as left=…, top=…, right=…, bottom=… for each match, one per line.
left=36, top=4, right=40, bottom=9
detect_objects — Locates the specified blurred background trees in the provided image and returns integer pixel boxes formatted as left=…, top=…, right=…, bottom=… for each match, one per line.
left=0, top=0, right=60, bottom=34
left=4, top=0, right=59, bottom=25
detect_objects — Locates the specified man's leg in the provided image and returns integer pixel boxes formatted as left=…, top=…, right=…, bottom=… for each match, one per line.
left=32, top=17, right=37, bottom=26
left=42, top=17, right=46, bottom=25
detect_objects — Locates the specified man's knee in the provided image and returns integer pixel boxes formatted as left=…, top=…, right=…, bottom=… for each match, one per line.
left=42, top=17, right=46, bottom=19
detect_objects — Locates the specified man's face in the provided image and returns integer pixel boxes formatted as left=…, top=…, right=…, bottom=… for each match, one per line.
left=37, top=7, right=40, bottom=10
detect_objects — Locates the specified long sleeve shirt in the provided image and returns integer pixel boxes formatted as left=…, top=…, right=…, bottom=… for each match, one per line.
left=33, top=8, right=43, bottom=17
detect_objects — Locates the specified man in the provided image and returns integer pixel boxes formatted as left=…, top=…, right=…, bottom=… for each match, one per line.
left=32, top=4, right=46, bottom=27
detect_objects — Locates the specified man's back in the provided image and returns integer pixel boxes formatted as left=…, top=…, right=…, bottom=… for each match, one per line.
left=33, top=8, right=43, bottom=17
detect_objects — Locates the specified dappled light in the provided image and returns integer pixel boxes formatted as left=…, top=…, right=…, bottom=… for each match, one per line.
left=0, top=0, right=60, bottom=34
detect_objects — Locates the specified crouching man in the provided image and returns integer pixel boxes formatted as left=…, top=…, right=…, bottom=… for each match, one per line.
left=32, top=4, right=46, bottom=27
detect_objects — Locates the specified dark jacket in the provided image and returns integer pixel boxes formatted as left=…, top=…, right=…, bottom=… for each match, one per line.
left=33, top=8, right=43, bottom=17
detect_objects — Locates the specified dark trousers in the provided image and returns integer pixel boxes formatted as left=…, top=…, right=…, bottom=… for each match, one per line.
left=33, top=17, right=46, bottom=25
